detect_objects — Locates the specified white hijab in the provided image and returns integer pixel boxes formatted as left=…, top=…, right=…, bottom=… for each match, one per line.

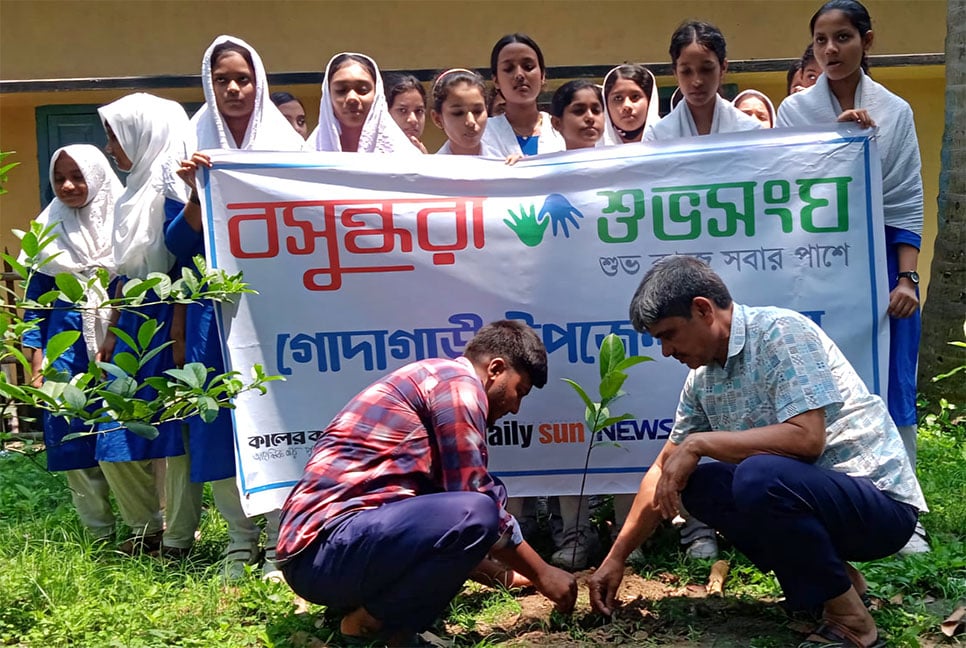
left=311, top=52, right=416, bottom=153
left=644, top=93, right=762, bottom=142
left=776, top=72, right=923, bottom=235
left=193, top=35, right=305, bottom=151
left=732, top=89, right=776, bottom=128
left=602, top=66, right=660, bottom=146
left=480, top=111, right=565, bottom=157
left=30, top=145, right=123, bottom=358
left=98, top=93, right=193, bottom=279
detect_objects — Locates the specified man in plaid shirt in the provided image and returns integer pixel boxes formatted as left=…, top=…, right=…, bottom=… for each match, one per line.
left=279, top=320, right=576, bottom=645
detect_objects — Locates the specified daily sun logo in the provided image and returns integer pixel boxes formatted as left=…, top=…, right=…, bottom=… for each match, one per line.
left=503, top=193, right=584, bottom=247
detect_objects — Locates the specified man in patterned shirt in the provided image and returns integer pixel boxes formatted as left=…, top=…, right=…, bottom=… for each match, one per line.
left=589, top=256, right=926, bottom=648
left=279, top=320, right=577, bottom=646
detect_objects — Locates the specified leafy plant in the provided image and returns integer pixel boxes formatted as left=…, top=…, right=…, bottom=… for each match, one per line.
left=0, top=151, right=19, bottom=196
left=561, top=333, right=651, bottom=565
left=1, top=219, right=280, bottom=445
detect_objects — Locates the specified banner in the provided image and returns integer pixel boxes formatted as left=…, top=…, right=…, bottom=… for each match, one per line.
left=200, top=125, right=888, bottom=516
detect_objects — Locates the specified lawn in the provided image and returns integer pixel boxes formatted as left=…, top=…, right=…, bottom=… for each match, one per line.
left=1, top=401, right=963, bottom=647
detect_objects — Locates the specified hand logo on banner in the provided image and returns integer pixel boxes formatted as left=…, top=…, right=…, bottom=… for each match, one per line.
left=504, top=193, right=584, bottom=247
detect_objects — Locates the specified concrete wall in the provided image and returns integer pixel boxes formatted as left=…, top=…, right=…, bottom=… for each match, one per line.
left=0, top=0, right=947, bottom=295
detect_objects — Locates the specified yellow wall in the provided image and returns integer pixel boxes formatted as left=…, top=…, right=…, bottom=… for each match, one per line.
left=0, top=0, right=947, bottom=295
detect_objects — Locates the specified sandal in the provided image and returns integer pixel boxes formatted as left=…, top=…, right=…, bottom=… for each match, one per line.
left=797, top=620, right=886, bottom=648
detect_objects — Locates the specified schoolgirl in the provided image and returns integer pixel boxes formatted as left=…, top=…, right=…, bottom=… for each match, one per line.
left=480, top=34, right=564, bottom=156
left=732, top=89, right=776, bottom=127
left=312, top=52, right=416, bottom=153
left=431, top=68, right=497, bottom=156
left=601, top=64, right=660, bottom=145
left=170, top=35, right=305, bottom=577
left=270, top=91, right=309, bottom=139
left=643, top=21, right=762, bottom=141
left=776, top=0, right=927, bottom=555
left=95, top=92, right=193, bottom=553
left=385, top=73, right=428, bottom=153
left=22, top=145, right=124, bottom=542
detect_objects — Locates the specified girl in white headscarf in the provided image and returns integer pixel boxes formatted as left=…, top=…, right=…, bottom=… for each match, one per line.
left=732, top=89, right=776, bottom=128
left=169, top=35, right=304, bottom=576
left=93, top=92, right=193, bottom=554
left=22, top=145, right=122, bottom=542
left=312, top=52, right=416, bottom=153
left=643, top=21, right=761, bottom=142
left=602, top=64, right=660, bottom=145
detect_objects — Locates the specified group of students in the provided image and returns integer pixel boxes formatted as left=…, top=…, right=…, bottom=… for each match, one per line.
left=23, top=0, right=925, bottom=589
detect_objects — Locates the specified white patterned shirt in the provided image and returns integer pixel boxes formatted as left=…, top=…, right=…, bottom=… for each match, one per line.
left=669, top=304, right=927, bottom=511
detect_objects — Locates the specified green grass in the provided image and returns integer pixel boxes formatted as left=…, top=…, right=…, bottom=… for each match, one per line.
left=0, top=399, right=963, bottom=647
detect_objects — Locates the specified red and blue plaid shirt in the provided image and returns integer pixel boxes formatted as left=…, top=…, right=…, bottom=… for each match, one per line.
left=277, top=356, right=521, bottom=562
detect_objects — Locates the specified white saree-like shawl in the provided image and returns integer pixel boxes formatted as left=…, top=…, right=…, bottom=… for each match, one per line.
left=30, top=144, right=123, bottom=357
left=732, top=89, right=776, bottom=128
left=193, top=35, right=305, bottom=151
left=98, top=93, right=193, bottom=279
left=311, top=52, right=416, bottom=154
left=776, top=72, right=923, bottom=235
left=643, top=93, right=762, bottom=142
left=602, top=66, right=660, bottom=146
left=481, top=111, right=565, bottom=157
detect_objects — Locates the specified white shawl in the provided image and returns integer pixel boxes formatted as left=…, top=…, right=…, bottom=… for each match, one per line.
left=643, top=94, right=762, bottom=142
left=193, top=35, right=306, bottom=151
left=732, top=89, right=776, bottom=128
left=30, top=145, right=123, bottom=357
left=311, top=52, right=416, bottom=154
left=480, top=112, right=565, bottom=157
left=98, top=93, right=193, bottom=279
left=602, top=66, right=661, bottom=146
left=776, top=72, right=923, bottom=235
left=435, top=139, right=503, bottom=157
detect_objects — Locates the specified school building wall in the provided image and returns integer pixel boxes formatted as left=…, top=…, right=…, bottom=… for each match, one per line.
left=0, top=0, right=947, bottom=298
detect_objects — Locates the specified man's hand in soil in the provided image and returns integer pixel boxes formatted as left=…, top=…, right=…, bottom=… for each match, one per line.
left=533, top=564, right=578, bottom=613
left=587, top=557, right=624, bottom=616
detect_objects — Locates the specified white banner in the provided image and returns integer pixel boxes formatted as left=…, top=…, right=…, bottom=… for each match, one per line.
left=200, top=125, right=888, bottom=516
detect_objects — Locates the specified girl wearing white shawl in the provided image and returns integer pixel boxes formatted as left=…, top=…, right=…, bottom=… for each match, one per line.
left=776, top=1, right=924, bottom=521
left=21, top=146, right=125, bottom=541
left=643, top=21, right=761, bottom=143
left=193, top=35, right=305, bottom=151
left=311, top=52, right=416, bottom=153
left=732, top=89, right=776, bottom=128
left=481, top=34, right=565, bottom=157
left=93, top=93, right=194, bottom=553
left=166, top=35, right=300, bottom=575
left=602, top=64, right=660, bottom=145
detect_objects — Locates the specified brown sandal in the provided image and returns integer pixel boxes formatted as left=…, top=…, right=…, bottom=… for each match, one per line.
left=797, top=620, right=886, bottom=648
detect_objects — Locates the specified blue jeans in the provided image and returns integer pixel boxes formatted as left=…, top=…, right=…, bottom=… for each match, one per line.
left=281, top=491, right=499, bottom=633
left=682, top=454, right=918, bottom=610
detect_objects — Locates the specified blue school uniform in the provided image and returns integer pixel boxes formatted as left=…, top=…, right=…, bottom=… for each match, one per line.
left=94, top=198, right=186, bottom=462
left=163, top=207, right=237, bottom=483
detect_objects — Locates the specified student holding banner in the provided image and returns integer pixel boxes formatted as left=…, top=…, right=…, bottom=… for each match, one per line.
left=431, top=68, right=498, bottom=156
left=171, top=35, right=306, bottom=577
left=311, top=52, right=417, bottom=154
left=278, top=320, right=577, bottom=646
left=481, top=34, right=564, bottom=157
left=589, top=256, right=925, bottom=648
left=776, top=0, right=928, bottom=554
left=643, top=21, right=762, bottom=141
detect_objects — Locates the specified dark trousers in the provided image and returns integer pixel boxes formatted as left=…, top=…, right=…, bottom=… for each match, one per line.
left=281, top=491, right=500, bottom=633
left=682, top=454, right=918, bottom=610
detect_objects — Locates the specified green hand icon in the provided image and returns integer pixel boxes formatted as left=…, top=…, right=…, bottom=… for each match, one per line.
left=503, top=204, right=549, bottom=247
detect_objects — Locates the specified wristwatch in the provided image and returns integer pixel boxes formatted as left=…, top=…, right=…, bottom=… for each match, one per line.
left=897, top=271, right=920, bottom=285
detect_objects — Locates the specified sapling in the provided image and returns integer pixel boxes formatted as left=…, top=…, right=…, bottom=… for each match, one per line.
left=561, top=333, right=652, bottom=567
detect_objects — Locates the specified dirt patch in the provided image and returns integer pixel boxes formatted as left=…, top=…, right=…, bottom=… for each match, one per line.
left=447, top=568, right=803, bottom=647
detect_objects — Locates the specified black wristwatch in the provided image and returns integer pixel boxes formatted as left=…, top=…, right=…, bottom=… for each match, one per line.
left=897, top=271, right=920, bottom=285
